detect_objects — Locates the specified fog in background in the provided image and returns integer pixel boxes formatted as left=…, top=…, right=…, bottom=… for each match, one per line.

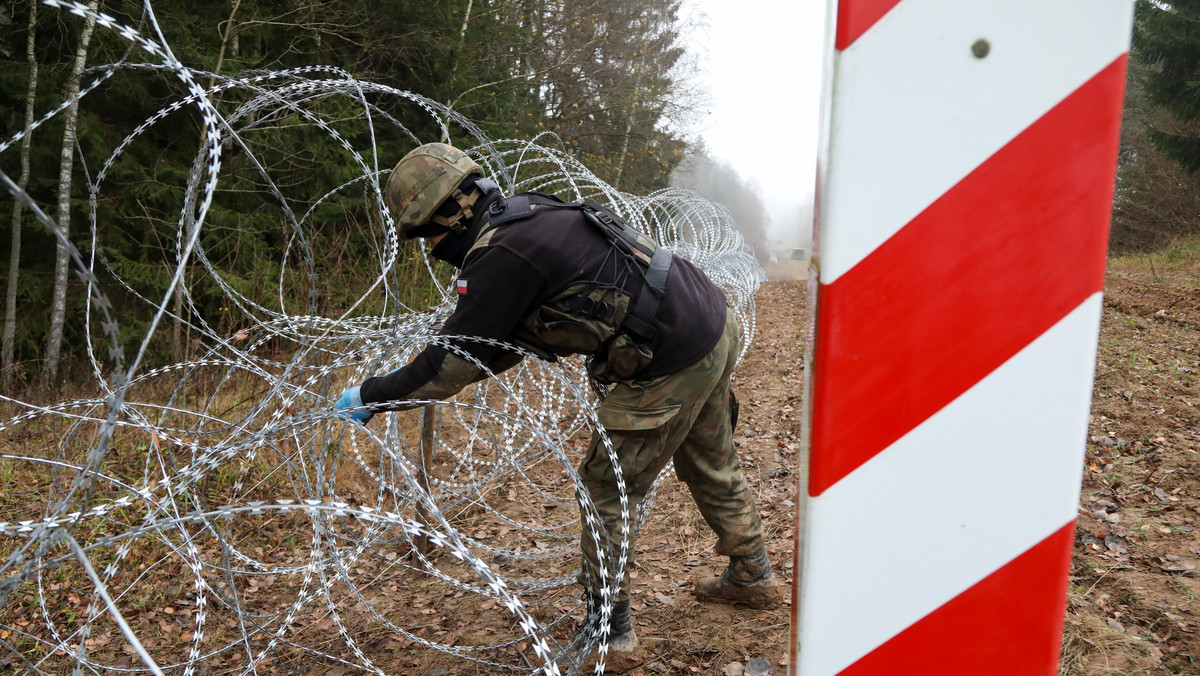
left=679, top=0, right=825, bottom=261
left=671, top=152, right=770, bottom=261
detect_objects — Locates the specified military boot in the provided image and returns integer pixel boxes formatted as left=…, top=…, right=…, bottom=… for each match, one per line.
left=556, top=594, right=640, bottom=673
left=694, top=547, right=781, bottom=609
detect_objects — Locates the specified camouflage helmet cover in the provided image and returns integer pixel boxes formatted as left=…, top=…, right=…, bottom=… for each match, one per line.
left=385, top=143, right=484, bottom=238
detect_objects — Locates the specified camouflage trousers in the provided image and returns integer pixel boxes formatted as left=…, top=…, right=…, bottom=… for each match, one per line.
left=577, top=307, right=765, bottom=603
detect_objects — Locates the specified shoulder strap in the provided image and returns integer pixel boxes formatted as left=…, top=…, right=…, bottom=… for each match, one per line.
left=483, top=193, right=673, bottom=341
left=485, top=194, right=536, bottom=227
left=485, top=192, right=567, bottom=228
left=467, top=193, right=569, bottom=259
left=580, top=200, right=657, bottom=266
left=577, top=200, right=672, bottom=341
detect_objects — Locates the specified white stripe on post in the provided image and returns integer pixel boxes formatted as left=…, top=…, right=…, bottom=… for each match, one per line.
left=822, top=0, right=1136, bottom=284
left=801, top=295, right=1103, bottom=676
left=793, top=0, right=1135, bottom=674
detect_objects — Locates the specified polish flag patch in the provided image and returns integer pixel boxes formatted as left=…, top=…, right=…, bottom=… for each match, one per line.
left=456, top=279, right=468, bottom=295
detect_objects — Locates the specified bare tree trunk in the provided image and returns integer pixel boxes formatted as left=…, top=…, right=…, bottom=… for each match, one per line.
left=612, top=72, right=641, bottom=191
left=441, top=0, right=475, bottom=140
left=210, top=0, right=242, bottom=87
left=458, top=0, right=474, bottom=42
left=612, top=113, right=634, bottom=190
left=43, top=0, right=99, bottom=388
left=3, top=0, right=39, bottom=390
left=171, top=266, right=185, bottom=362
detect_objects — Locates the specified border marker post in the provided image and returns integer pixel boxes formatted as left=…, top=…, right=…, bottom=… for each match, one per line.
left=792, top=1, right=1136, bottom=674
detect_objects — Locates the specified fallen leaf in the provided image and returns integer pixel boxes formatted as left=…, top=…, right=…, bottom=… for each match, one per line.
left=1161, top=563, right=1196, bottom=576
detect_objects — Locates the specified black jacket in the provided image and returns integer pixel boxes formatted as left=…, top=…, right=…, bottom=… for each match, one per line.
left=360, top=191, right=727, bottom=408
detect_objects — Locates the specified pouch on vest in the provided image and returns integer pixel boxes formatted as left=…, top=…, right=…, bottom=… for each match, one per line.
left=520, top=283, right=631, bottom=357
left=589, top=334, right=654, bottom=384
left=484, top=194, right=667, bottom=381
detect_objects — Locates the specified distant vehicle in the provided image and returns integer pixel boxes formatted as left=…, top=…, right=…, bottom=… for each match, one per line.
left=791, top=248, right=805, bottom=261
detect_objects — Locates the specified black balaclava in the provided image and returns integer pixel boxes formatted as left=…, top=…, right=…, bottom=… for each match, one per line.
left=428, top=176, right=499, bottom=268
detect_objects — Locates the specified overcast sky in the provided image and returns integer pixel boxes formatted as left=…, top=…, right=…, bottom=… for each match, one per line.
left=681, top=0, right=827, bottom=245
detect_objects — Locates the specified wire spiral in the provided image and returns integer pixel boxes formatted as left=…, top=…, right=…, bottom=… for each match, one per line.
left=0, top=2, right=766, bottom=674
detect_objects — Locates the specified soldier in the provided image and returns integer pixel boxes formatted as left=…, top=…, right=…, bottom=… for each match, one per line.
left=334, top=143, right=779, bottom=666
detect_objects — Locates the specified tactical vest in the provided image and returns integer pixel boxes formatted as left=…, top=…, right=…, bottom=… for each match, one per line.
left=467, top=193, right=673, bottom=383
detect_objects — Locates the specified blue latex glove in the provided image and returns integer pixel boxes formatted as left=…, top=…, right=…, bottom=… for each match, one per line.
left=334, top=386, right=373, bottom=423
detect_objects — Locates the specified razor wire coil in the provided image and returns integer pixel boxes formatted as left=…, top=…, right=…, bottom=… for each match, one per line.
left=0, top=2, right=767, bottom=674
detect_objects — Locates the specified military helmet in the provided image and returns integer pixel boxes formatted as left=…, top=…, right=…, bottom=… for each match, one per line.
left=385, top=143, right=484, bottom=238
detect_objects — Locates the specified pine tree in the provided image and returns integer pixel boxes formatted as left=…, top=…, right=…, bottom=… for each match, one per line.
left=1132, top=0, right=1200, bottom=172
left=0, top=0, right=701, bottom=380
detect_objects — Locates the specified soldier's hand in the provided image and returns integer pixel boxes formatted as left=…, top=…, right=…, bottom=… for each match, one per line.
left=333, top=386, right=373, bottom=424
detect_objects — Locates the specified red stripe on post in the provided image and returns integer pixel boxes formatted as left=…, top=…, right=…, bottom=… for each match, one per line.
left=837, top=522, right=1077, bottom=676
left=836, top=0, right=905, bottom=50
left=809, top=56, right=1127, bottom=497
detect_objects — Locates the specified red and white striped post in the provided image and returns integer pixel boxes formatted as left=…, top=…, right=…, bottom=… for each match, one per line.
left=791, top=1, right=1135, bottom=674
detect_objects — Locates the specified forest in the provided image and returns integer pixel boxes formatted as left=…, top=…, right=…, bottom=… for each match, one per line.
left=1111, top=0, right=1200, bottom=252
left=0, top=0, right=726, bottom=389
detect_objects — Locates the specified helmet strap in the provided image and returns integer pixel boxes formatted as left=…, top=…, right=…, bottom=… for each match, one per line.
left=430, top=185, right=484, bottom=234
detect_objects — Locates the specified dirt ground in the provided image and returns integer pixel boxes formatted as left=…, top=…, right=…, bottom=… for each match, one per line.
left=606, top=258, right=1200, bottom=676
left=1062, top=263, right=1200, bottom=676
left=2, top=257, right=1197, bottom=675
